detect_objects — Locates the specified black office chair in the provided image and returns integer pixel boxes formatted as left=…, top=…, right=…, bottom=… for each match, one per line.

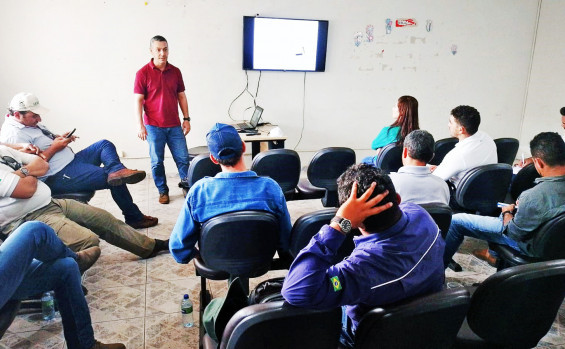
left=187, top=145, right=210, bottom=162
left=454, top=164, right=513, bottom=216
left=203, top=301, right=342, bottom=349
left=251, top=149, right=301, bottom=201
left=429, top=137, right=458, bottom=166
left=354, top=288, right=471, bottom=349
left=296, top=147, right=356, bottom=207
left=374, top=143, right=403, bottom=173
left=0, top=300, right=21, bottom=339
left=193, top=211, right=279, bottom=344
left=419, top=203, right=452, bottom=238
left=454, top=260, right=565, bottom=348
left=490, top=212, right=565, bottom=270
left=52, top=191, right=95, bottom=203
left=288, top=208, right=355, bottom=263
left=494, top=138, right=519, bottom=165
left=186, top=153, right=222, bottom=188
left=509, top=163, right=540, bottom=202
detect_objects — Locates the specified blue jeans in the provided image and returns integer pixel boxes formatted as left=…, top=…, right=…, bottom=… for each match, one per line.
left=443, top=213, right=522, bottom=267
left=146, top=125, right=189, bottom=194
left=45, top=139, right=144, bottom=223
left=0, top=221, right=95, bottom=349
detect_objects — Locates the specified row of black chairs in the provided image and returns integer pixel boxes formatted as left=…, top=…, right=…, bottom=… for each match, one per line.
left=193, top=206, right=565, bottom=348
left=206, top=259, right=565, bottom=349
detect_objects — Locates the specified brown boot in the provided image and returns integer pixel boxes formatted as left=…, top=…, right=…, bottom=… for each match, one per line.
left=472, top=248, right=498, bottom=267
left=159, top=193, right=170, bottom=204
left=126, top=215, right=158, bottom=229
left=91, top=340, right=125, bottom=349
left=107, top=169, right=146, bottom=186
left=76, top=246, right=101, bottom=274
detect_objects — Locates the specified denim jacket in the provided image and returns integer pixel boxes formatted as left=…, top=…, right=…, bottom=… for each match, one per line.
left=170, top=171, right=292, bottom=264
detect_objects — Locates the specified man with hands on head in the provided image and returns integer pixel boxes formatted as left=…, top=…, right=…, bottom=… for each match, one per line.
left=0, top=92, right=157, bottom=229
left=282, top=164, right=445, bottom=348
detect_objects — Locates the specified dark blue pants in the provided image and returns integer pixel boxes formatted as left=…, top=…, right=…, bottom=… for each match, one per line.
left=45, top=140, right=144, bottom=223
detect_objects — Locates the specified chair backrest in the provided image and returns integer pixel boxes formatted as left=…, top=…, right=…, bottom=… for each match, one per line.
left=354, top=288, right=471, bottom=349
left=251, top=149, right=301, bottom=193
left=429, top=137, right=458, bottom=166
left=375, top=143, right=403, bottom=173
left=199, top=211, right=279, bottom=277
left=466, top=260, right=565, bottom=347
left=494, top=137, right=520, bottom=165
left=530, top=212, right=565, bottom=259
left=187, top=153, right=222, bottom=187
left=419, top=203, right=452, bottom=238
left=288, top=208, right=355, bottom=261
left=307, top=147, right=356, bottom=190
left=510, top=163, right=540, bottom=201
left=455, top=164, right=513, bottom=215
left=219, top=301, right=342, bottom=349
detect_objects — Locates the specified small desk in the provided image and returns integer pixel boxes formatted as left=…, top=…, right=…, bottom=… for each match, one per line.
left=235, top=124, right=287, bottom=158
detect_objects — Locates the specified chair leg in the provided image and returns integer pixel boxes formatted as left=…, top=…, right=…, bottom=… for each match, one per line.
left=199, top=276, right=211, bottom=349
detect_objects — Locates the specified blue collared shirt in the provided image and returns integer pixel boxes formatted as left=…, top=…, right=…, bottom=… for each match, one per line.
left=282, top=202, right=445, bottom=331
left=170, top=171, right=293, bottom=264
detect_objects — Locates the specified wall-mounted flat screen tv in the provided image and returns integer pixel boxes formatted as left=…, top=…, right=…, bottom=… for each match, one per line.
left=243, top=16, right=329, bottom=72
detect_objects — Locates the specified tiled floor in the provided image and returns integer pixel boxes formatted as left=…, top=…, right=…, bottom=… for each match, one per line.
left=1, top=175, right=564, bottom=348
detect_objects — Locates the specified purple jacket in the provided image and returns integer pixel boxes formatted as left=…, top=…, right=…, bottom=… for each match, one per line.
left=282, top=202, right=445, bottom=331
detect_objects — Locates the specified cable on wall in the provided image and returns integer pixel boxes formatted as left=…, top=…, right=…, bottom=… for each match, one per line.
left=518, top=0, right=542, bottom=141
left=293, top=72, right=307, bottom=150
left=227, top=70, right=262, bottom=121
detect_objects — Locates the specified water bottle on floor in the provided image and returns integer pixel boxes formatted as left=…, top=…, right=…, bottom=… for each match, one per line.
left=41, top=291, right=55, bottom=321
left=181, top=294, right=194, bottom=327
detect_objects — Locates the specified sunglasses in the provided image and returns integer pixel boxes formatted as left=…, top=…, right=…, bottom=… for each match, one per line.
left=0, top=156, right=22, bottom=171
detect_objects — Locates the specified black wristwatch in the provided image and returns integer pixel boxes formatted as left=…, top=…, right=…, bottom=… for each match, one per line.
left=331, top=216, right=352, bottom=234
left=183, top=117, right=191, bottom=122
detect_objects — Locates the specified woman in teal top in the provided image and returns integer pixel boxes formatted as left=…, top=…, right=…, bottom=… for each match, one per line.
left=363, top=96, right=420, bottom=165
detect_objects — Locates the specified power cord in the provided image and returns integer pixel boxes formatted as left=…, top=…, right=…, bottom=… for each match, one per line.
left=293, top=72, right=307, bottom=150
left=228, top=70, right=262, bottom=121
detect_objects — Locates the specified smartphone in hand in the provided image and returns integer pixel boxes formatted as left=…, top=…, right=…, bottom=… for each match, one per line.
left=65, top=128, right=76, bottom=139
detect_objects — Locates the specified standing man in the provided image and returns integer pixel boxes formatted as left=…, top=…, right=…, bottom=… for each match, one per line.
left=135, top=35, right=191, bottom=204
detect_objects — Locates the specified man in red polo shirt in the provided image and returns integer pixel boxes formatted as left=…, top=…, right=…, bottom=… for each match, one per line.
left=134, top=35, right=191, bottom=204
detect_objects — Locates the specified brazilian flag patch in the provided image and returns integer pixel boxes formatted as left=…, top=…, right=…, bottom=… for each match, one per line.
left=330, top=276, right=342, bottom=292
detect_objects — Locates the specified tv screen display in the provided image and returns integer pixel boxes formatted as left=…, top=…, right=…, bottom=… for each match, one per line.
left=243, top=16, right=329, bottom=72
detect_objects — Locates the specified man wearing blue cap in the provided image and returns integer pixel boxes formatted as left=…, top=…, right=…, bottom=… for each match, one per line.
left=169, top=123, right=292, bottom=264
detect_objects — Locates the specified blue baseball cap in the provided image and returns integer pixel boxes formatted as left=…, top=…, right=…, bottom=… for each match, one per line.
left=206, top=123, right=243, bottom=160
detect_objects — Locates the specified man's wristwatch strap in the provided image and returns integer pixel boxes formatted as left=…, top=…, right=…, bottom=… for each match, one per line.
left=183, top=117, right=191, bottom=122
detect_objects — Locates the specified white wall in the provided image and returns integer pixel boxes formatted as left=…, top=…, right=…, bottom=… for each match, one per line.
left=521, top=0, right=565, bottom=156
left=0, top=0, right=550, bottom=171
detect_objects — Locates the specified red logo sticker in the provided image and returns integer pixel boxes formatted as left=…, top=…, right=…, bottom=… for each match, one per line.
left=396, top=19, right=417, bottom=27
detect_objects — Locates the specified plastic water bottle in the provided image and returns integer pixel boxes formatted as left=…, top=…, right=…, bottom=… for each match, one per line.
left=181, top=294, right=194, bottom=327
left=41, top=291, right=55, bottom=321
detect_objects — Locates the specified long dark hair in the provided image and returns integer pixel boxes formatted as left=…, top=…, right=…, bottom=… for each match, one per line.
left=390, top=95, right=419, bottom=146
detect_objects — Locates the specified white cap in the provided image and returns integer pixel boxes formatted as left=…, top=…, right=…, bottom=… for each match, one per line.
left=9, top=92, right=49, bottom=114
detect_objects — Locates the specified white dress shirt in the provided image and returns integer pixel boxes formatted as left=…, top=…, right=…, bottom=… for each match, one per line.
left=433, top=130, right=497, bottom=187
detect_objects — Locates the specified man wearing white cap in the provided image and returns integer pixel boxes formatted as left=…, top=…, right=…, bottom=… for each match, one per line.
left=0, top=92, right=158, bottom=229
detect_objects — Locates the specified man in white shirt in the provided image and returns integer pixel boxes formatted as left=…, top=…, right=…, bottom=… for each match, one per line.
left=389, top=130, right=450, bottom=205
left=0, top=145, right=168, bottom=258
left=431, top=105, right=497, bottom=188
left=1, top=92, right=157, bottom=229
